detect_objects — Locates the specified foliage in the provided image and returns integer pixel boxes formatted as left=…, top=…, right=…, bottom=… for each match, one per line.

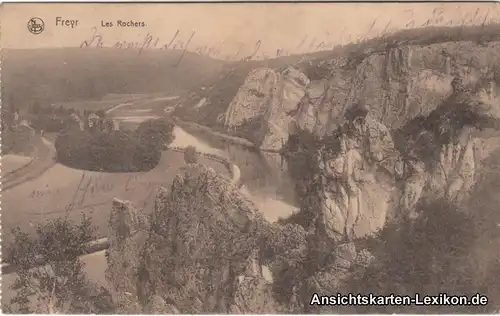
left=284, top=129, right=323, bottom=230
left=55, top=118, right=174, bottom=172
left=394, top=91, right=497, bottom=167
left=183, top=145, right=199, bottom=164
left=136, top=118, right=176, bottom=149
left=28, top=103, right=82, bottom=133
left=6, top=216, right=115, bottom=314
left=342, top=198, right=500, bottom=313
left=230, top=117, right=270, bottom=143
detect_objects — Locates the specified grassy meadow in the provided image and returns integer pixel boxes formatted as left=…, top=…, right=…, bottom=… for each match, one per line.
left=2, top=150, right=230, bottom=247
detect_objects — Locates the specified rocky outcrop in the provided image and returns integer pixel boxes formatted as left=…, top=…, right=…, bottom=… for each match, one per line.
left=223, top=67, right=310, bottom=150
left=219, top=41, right=500, bottom=153
left=174, top=39, right=500, bottom=245
left=306, top=71, right=500, bottom=241
left=300, top=241, right=375, bottom=313
left=105, top=164, right=305, bottom=313
left=109, top=32, right=500, bottom=313
left=314, top=109, right=401, bottom=242
left=105, top=198, right=149, bottom=312
left=297, top=42, right=500, bottom=136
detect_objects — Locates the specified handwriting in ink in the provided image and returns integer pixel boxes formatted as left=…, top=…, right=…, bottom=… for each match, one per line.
left=79, top=7, right=499, bottom=62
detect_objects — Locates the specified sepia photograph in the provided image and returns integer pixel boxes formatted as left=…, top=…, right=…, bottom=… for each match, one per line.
left=1, top=2, right=500, bottom=313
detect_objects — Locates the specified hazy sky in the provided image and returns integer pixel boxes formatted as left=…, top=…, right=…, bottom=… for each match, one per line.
left=2, top=2, right=500, bottom=60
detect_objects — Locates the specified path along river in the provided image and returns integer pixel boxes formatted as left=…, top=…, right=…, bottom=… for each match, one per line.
left=170, top=125, right=299, bottom=222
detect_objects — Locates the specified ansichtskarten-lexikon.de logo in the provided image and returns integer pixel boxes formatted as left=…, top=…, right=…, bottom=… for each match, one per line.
left=310, top=293, right=489, bottom=306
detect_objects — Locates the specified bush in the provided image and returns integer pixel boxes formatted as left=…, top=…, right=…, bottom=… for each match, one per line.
left=32, top=117, right=66, bottom=133
left=341, top=198, right=500, bottom=313
left=184, top=145, right=198, bottom=164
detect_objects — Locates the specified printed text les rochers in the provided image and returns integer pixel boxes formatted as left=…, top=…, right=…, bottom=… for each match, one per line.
left=101, top=20, right=146, bottom=27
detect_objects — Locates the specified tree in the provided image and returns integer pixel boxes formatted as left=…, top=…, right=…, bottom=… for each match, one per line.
left=6, top=216, right=115, bottom=313
left=104, top=119, right=114, bottom=133
left=341, top=198, right=497, bottom=313
left=184, top=145, right=198, bottom=164
left=135, top=118, right=175, bottom=149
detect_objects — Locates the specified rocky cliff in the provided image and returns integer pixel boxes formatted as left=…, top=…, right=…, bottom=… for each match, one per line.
left=294, top=76, right=500, bottom=242
left=222, top=67, right=310, bottom=150
left=105, top=164, right=310, bottom=313
left=104, top=26, right=500, bottom=313
left=219, top=41, right=499, bottom=152
left=175, top=29, right=500, bottom=242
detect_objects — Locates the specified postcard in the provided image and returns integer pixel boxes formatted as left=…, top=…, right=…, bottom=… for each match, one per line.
left=1, top=2, right=500, bottom=314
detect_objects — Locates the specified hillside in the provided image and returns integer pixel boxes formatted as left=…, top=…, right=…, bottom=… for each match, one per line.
left=1, top=48, right=226, bottom=112
left=5, top=23, right=500, bottom=314
left=161, top=24, right=500, bottom=313
left=174, top=24, right=500, bottom=142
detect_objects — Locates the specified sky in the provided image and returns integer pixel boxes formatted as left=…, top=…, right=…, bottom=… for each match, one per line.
left=1, top=2, right=500, bottom=60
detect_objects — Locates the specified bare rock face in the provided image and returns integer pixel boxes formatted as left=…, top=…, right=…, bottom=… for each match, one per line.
left=313, top=78, right=500, bottom=241
left=316, top=111, right=400, bottom=242
left=224, top=67, right=310, bottom=150
left=296, top=42, right=500, bottom=136
left=111, top=164, right=281, bottom=313
left=106, top=198, right=149, bottom=306
left=397, top=81, right=500, bottom=213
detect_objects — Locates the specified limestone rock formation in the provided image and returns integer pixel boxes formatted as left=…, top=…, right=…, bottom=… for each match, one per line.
left=107, top=34, right=500, bottom=313
left=219, top=41, right=500, bottom=152
left=315, top=109, right=400, bottom=242
left=106, top=198, right=149, bottom=305
left=295, top=42, right=500, bottom=136
left=300, top=241, right=375, bottom=313
left=178, top=40, right=499, bottom=158
left=106, top=164, right=291, bottom=313
left=223, top=67, right=310, bottom=150
left=310, top=76, right=500, bottom=242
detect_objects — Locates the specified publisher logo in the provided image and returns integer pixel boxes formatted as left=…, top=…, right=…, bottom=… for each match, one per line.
left=27, top=17, right=44, bottom=35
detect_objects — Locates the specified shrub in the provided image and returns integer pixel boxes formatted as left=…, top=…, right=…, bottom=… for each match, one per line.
left=54, top=117, right=176, bottom=172
left=341, top=198, right=499, bottom=313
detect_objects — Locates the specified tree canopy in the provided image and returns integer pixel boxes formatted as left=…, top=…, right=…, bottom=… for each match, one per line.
left=5, top=216, right=115, bottom=314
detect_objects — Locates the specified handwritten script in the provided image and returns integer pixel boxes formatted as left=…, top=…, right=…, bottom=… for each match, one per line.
left=79, top=6, right=500, bottom=64
left=29, top=173, right=168, bottom=214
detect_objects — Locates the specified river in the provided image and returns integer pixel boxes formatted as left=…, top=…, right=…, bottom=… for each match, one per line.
left=2, top=122, right=299, bottom=308
left=170, top=126, right=299, bottom=222
left=114, top=113, right=299, bottom=221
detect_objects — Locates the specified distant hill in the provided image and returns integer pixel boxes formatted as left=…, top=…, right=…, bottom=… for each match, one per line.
left=1, top=48, right=227, bottom=112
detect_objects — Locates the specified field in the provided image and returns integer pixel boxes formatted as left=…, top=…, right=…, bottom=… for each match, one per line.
left=51, top=93, right=178, bottom=113
left=1, top=155, right=33, bottom=174
left=2, top=124, right=232, bottom=309
left=2, top=149, right=230, bottom=248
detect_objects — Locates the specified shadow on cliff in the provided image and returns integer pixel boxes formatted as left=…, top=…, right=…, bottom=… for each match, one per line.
left=338, top=148, right=500, bottom=313
left=393, top=79, right=500, bottom=170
